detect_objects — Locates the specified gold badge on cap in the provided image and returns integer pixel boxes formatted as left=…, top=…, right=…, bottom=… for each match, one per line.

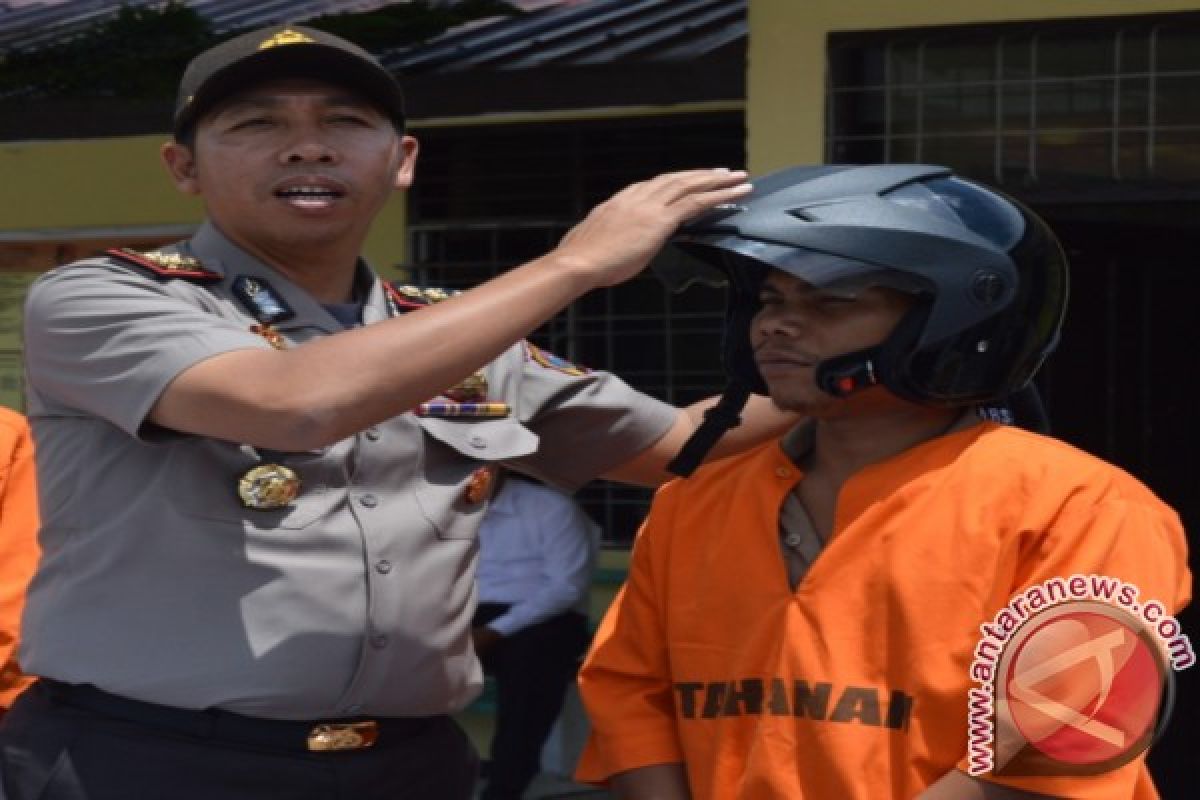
left=258, top=28, right=315, bottom=50
left=238, top=464, right=301, bottom=510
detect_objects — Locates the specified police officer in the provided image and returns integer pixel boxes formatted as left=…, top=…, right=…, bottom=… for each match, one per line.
left=0, top=24, right=792, bottom=800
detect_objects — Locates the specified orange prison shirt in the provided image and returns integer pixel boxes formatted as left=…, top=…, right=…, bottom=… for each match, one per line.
left=0, top=408, right=39, bottom=711
left=577, top=422, right=1190, bottom=800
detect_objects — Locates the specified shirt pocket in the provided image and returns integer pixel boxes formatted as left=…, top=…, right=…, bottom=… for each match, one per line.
left=166, top=439, right=336, bottom=530
left=414, top=417, right=538, bottom=540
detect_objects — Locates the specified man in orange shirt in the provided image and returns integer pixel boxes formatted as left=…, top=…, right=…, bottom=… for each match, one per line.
left=0, top=407, right=38, bottom=717
left=576, top=165, right=1191, bottom=799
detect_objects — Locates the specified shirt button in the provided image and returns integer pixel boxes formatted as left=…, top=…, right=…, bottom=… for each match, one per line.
left=370, top=635, right=389, bottom=649
left=359, top=494, right=378, bottom=508
left=375, top=560, right=392, bottom=575
left=775, top=466, right=792, bottom=478
left=468, top=435, right=488, bottom=449
left=364, top=428, right=381, bottom=441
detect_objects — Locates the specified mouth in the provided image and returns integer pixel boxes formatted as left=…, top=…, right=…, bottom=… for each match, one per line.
left=754, top=350, right=816, bottom=376
left=273, top=179, right=348, bottom=211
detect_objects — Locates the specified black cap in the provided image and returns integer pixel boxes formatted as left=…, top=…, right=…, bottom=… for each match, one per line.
left=174, top=25, right=406, bottom=138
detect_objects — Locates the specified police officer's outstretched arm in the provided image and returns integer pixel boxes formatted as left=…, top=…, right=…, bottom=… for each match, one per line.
left=145, top=170, right=752, bottom=452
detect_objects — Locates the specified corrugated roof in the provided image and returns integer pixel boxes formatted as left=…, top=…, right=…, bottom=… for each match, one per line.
left=0, top=0, right=746, bottom=137
left=384, top=0, right=745, bottom=73
left=0, top=0, right=399, bottom=51
left=0, top=0, right=745, bottom=69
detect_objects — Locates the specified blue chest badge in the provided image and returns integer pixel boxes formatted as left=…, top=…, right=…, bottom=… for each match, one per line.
left=233, top=276, right=295, bottom=325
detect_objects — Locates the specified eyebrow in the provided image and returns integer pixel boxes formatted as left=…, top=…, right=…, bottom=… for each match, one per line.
left=216, top=93, right=377, bottom=116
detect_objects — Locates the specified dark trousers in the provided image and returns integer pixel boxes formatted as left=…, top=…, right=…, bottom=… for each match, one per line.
left=0, top=680, right=478, bottom=800
left=473, top=605, right=589, bottom=800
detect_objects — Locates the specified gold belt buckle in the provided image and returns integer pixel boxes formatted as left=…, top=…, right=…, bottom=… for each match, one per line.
left=306, top=720, right=379, bottom=752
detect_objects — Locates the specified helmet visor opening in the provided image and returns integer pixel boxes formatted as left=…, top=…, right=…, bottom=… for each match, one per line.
left=654, top=235, right=931, bottom=298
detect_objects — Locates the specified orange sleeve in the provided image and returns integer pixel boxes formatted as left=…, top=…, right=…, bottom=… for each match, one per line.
left=575, top=483, right=686, bottom=784
left=957, top=492, right=1190, bottom=799
left=0, top=411, right=40, bottom=709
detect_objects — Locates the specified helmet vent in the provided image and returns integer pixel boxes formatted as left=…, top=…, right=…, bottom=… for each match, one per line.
left=970, top=270, right=1007, bottom=306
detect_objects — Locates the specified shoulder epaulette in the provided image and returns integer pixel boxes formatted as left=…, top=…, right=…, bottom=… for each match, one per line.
left=386, top=282, right=462, bottom=310
left=105, top=248, right=221, bottom=283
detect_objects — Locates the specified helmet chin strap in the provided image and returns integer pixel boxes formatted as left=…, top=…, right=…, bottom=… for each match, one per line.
left=815, top=346, right=883, bottom=397
left=666, top=348, right=884, bottom=479
left=665, top=381, right=751, bottom=477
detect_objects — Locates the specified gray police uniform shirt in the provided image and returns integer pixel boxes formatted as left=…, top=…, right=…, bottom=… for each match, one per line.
left=19, top=222, right=677, bottom=720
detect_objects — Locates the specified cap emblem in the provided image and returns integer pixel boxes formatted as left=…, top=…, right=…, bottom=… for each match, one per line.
left=258, top=28, right=315, bottom=50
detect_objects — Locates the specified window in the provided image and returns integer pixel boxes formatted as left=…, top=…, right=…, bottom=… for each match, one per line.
left=827, top=15, right=1200, bottom=185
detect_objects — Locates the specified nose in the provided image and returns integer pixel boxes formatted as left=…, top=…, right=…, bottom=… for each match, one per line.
left=281, top=135, right=339, bottom=165
left=752, top=305, right=802, bottom=342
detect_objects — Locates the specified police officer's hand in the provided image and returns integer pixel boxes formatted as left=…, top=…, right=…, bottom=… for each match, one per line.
left=552, top=169, right=752, bottom=290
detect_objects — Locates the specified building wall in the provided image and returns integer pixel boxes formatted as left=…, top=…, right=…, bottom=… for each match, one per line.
left=747, top=0, right=1200, bottom=173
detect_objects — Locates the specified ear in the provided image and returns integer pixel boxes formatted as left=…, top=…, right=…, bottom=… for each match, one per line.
left=161, top=140, right=201, bottom=195
left=392, top=135, right=419, bottom=191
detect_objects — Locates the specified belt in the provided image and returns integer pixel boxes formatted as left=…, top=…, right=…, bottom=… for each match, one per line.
left=40, top=679, right=441, bottom=753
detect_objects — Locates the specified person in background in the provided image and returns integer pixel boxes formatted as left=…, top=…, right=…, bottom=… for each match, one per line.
left=0, top=408, right=38, bottom=719
left=473, top=471, right=599, bottom=800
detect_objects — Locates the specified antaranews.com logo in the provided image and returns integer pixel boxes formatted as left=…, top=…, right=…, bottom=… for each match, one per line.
left=967, top=574, right=1193, bottom=777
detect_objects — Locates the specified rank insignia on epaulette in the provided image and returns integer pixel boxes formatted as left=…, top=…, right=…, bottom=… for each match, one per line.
left=422, top=287, right=456, bottom=303
left=106, top=248, right=221, bottom=282
left=385, top=283, right=463, bottom=315
left=385, top=283, right=429, bottom=311
left=524, top=342, right=590, bottom=376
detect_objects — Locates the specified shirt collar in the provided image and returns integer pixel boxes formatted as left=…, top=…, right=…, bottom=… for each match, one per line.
left=185, top=221, right=390, bottom=333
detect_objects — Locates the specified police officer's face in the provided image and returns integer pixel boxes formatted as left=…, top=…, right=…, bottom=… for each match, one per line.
left=162, top=78, right=416, bottom=258
left=751, top=270, right=913, bottom=416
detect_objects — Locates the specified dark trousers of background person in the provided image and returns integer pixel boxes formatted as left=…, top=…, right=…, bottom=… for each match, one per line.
left=0, top=680, right=478, bottom=800
left=474, top=604, right=589, bottom=800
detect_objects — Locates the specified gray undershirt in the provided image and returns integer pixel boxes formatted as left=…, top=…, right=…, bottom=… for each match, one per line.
left=778, top=424, right=823, bottom=590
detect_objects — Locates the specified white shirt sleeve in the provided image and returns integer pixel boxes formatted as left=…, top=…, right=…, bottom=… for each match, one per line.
left=479, top=480, right=599, bottom=637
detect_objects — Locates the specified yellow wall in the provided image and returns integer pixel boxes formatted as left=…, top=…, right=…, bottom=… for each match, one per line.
left=747, top=0, right=1200, bottom=175
left=0, top=135, right=409, bottom=272
left=1, top=135, right=197, bottom=230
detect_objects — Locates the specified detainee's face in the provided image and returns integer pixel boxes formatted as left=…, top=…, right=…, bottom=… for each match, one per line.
left=751, top=269, right=914, bottom=416
left=162, top=77, right=417, bottom=257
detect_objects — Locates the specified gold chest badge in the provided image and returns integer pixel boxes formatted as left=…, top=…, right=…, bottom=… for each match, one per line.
left=238, top=465, right=301, bottom=510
